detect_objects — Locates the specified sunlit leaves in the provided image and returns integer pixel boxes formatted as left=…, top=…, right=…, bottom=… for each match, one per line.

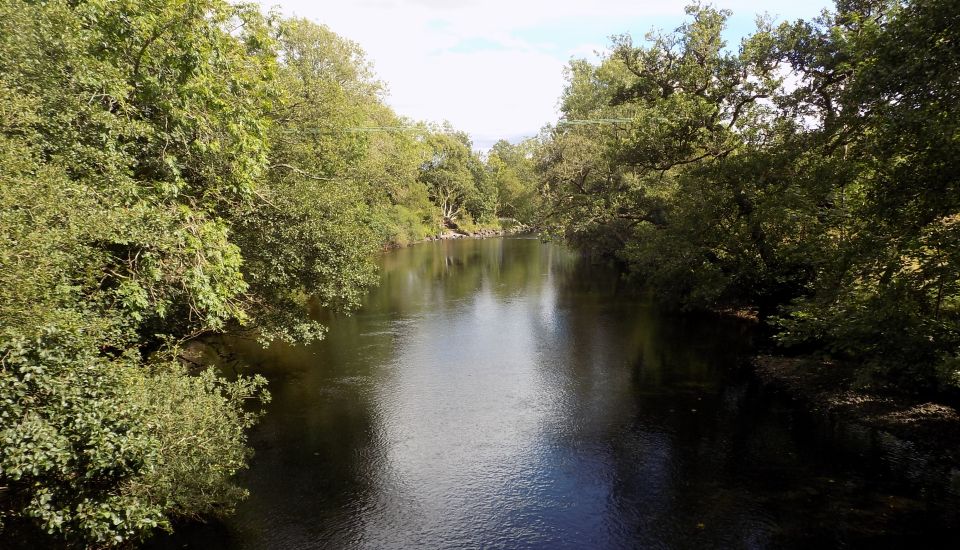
left=537, top=1, right=960, bottom=390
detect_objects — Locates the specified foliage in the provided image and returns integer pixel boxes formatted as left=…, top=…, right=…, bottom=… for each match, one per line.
left=0, top=0, right=276, bottom=346
left=486, top=139, right=542, bottom=223
left=0, top=325, right=267, bottom=546
left=773, top=0, right=960, bottom=389
left=0, top=0, right=278, bottom=544
left=231, top=18, right=384, bottom=344
left=418, top=126, right=494, bottom=224
left=536, top=0, right=960, bottom=392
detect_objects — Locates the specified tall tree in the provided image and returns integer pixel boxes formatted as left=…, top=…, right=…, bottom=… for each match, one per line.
left=419, top=127, right=493, bottom=226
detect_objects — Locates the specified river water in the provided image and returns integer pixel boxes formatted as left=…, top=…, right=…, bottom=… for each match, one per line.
left=152, top=237, right=958, bottom=549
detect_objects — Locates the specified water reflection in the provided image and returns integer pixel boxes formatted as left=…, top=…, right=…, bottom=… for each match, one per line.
left=151, top=238, right=958, bottom=549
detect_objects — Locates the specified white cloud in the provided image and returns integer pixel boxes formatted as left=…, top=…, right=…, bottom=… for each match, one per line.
left=258, top=1, right=832, bottom=150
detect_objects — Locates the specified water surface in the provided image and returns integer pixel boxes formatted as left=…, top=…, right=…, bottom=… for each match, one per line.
left=153, top=237, right=958, bottom=548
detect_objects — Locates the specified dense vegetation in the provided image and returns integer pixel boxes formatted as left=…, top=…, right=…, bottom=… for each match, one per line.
left=0, top=0, right=536, bottom=546
left=536, top=0, right=959, bottom=393
left=2, top=0, right=955, bottom=546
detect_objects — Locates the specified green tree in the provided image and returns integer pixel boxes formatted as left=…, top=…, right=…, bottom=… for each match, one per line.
left=538, top=3, right=791, bottom=309
left=0, top=0, right=276, bottom=544
left=230, top=18, right=385, bottom=344
left=486, top=139, right=540, bottom=223
left=419, top=127, right=494, bottom=226
left=774, top=0, right=960, bottom=389
left=537, top=0, right=960, bottom=391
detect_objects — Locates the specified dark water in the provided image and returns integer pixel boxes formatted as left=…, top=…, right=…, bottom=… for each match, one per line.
left=153, top=237, right=959, bottom=549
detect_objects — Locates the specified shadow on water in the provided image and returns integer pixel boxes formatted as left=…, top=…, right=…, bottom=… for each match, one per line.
left=149, top=237, right=959, bottom=549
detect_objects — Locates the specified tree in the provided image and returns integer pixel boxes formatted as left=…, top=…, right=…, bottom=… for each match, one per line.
left=0, top=0, right=276, bottom=544
left=538, top=3, right=791, bottom=309
left=774, top=0, right=960, bottom=389
left=536, top=0, right=960, bottom=391
left=419, top=127, right=492, bottom=226
left=486, top=139, right=540, bottom=223
left=230, top=18, right=385, bottom=344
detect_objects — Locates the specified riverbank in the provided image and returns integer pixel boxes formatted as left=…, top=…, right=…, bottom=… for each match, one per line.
left=752, top=355, right=960, bottom=465
left=383, top=225, right=532, bottom=250
left=425, top=226, right=529, bottom=241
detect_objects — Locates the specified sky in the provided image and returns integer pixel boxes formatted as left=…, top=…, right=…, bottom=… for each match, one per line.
left=258, top=1, right=834, bottom=150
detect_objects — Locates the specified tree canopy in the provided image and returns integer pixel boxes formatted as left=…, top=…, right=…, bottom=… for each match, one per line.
left=536, top=0, right=959, bottom=391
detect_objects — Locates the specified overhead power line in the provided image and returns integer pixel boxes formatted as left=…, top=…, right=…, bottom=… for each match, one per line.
left=557, top=118, right=633, bottom=126
left=290, top=126, right=428, bottom=134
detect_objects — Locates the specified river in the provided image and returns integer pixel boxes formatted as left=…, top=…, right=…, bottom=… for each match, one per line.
left=151, top=237, right=958, bottom=549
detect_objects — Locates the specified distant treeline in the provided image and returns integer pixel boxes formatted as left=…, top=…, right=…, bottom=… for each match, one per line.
left=535, top=0, right=959, bottom=394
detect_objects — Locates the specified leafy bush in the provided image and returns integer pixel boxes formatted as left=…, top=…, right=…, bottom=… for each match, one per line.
left=376, top=204, right=435, bottom=246
left=0, top=326, right=267, bottom=546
